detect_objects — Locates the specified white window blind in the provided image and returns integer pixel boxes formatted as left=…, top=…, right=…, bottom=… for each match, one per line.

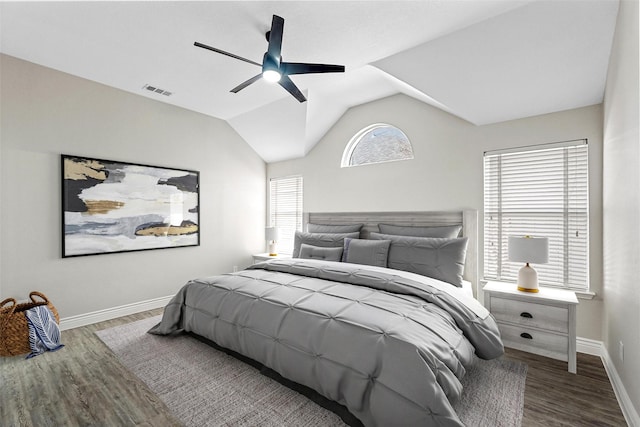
left=484, top=140, right=589, bottom=291
left=269, top=176, right=303, bottom=255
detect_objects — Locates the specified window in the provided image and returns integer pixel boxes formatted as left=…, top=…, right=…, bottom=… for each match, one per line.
left=483, top=140, right=589, bottom=291
left=341, top=123, right=414, bottom=167
left=269, top=176, right=303, bottom=255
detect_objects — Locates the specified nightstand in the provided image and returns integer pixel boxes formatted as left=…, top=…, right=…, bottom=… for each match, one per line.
left=252, top=253, right=292, bottom=264
left=483, top=281, right=579, bottom=373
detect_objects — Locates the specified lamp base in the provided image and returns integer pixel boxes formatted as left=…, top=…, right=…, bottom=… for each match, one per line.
left=267, top=241, right=277, bottom=257
left=517, top=263, right=539, bottom=293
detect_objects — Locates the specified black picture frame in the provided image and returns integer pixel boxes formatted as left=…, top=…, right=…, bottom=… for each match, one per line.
left=61, top=154, right=200, bottom=257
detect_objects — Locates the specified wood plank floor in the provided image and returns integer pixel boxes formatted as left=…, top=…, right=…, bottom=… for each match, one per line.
left=505, top=347, right=627, bottom=427
left=1, top=309, right=627, bottom=426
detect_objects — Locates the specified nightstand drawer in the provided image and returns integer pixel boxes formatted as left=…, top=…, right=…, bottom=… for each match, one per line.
left=498, top=323, right=569, bottom=361
left=483, top=281, right=578, bottom=373
left=490, top=297, right=568, bottom=333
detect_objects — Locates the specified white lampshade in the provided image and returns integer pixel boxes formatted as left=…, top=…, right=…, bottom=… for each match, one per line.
left=508, top=236, right=549, bottom=264
left=508, top=236, right=549, bottom=293
left=265, top=227, right=279, bottom=242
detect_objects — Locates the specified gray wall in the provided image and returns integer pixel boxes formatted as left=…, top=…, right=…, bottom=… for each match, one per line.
left=268, top=94, right=604, bottom=341
left=0, top=54, right=266, bottom=317
left=603, top=0, right=640, bottom=418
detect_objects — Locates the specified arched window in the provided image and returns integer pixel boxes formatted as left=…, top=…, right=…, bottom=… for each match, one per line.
left=341, top=123, right=414, bottom=167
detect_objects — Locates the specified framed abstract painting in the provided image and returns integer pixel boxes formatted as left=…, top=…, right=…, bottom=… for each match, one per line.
left=61, top=154, right=200, bottom=257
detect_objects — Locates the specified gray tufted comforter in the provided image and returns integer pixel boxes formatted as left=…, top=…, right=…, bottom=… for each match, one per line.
left=149, top=259, right=503, bottom=426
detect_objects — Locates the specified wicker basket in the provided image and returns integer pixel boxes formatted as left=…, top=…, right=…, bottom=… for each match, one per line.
left=0, top=291, right=60, bottom=357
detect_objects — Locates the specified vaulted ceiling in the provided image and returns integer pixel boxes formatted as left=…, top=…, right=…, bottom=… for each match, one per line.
left=0, top=1, right=619, bottom=162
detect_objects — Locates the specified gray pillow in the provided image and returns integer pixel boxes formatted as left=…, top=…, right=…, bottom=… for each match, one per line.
left=299, top=244, right=343, bottom=262
left=370, top=232, right=468, bottom=287
left=307, top=223, right=363, bottom=233
left=293, top=231, right=360, bottom=258
left=377, top=224, right=462, bottom=238
left=342, top=238, right=391, bottom=267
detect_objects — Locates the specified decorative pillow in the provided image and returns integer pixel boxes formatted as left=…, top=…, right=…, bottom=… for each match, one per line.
left=342, top=238, right=391, bottom=268
left=299, top=244, right=344, bottom=262
left=370, top=233, right=468, bottom=287
left=307, top=223, right=363, bottom=233
left=377, top=224, right=462, bottom=238
left=292, top=231, right=360, bottom=258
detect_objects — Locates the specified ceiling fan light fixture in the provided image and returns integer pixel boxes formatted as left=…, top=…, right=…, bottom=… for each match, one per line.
left=262, top=69, right=281, bottom=83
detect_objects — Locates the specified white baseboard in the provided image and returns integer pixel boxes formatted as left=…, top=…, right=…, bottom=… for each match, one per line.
left=577, top=336, right=604, bottom=356
left=58, top=295, right=173, bottom=331
left=601, top=345, right=640, bottom=427
left=577, top=336, right=639, bottom=426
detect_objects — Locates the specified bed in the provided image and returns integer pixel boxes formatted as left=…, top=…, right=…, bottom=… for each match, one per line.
left=150, top=210, right=504, bottom=426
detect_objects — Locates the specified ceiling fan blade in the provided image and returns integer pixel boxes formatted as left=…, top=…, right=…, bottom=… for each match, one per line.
left=266, top=15, right=284, bottom=65
left=230, top=74, right=263, bottom=93
left=281, top=62, right=345, bottom=75
left=278, top=75, right=306, bottom=103
left=194, top=42, right=262, bottom=67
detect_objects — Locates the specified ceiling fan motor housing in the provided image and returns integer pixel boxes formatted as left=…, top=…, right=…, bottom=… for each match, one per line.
left=262, top=52, right=280, bottom=75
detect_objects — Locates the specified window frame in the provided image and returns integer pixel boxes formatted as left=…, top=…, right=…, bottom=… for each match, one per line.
left=341, top=123, right=414, bottom=168
left=483, top=139, right=589, bottom=292
left=268, top=175, right=303, bottom=255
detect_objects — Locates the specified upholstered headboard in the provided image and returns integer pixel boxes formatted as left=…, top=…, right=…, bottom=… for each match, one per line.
left=303, top=210, right=479, bottom=296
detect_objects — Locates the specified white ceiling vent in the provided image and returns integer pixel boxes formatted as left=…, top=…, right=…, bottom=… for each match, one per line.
left=142, top=84, right=172, bottom=97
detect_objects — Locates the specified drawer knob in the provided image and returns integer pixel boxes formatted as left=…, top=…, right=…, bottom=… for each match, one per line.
left=520, top=312, right=533, bottom=318
left=520, top=332, right=533, bottom=339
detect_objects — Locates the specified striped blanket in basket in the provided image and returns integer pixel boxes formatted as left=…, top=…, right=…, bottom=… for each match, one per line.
left=25, top=305, right=64, bottom=359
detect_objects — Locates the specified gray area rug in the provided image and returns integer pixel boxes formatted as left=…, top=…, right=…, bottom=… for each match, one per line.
left=97, top=316, right=526, bottom=427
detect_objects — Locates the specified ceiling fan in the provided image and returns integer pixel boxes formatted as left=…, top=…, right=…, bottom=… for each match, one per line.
left=194, top=14, right=345, bottom=103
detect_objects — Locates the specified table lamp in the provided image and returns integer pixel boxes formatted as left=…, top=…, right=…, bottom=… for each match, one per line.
left=508, top=236, right=549, bottom=293
left=265, top=227, right=279, bottom=256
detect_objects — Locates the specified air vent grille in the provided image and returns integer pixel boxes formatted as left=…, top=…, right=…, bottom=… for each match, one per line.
left=142, top=84, right=172, bottom=97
